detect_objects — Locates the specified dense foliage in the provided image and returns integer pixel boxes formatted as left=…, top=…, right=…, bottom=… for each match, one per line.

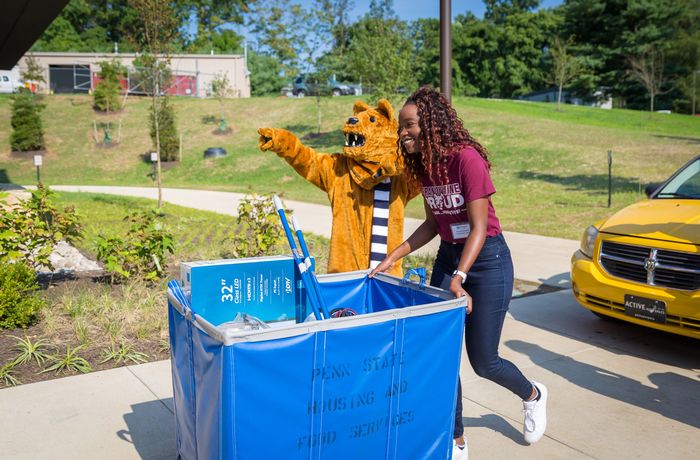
left=93, top=59, right=126, bottom=113
left=0, top=261, right=46, bottom=329
left=32, top=0, right=700, bottom=112
left=96, top=209, right=175, bottom=282
left=0, top=185, right=83, bottom=270
left=149, top=96, right=179, bottom=161
left=10, top=90, right=45, bottom=152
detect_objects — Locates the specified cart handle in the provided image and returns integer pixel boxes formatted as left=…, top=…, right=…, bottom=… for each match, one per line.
left=402, top=267, right=426, bottom=289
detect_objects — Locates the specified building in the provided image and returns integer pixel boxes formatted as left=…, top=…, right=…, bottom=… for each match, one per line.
left=518, top=87, right=612, bottom=109
left=16, top=52, right=250, bottom=98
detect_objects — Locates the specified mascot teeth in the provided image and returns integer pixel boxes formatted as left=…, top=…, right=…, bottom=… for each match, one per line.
left=345, top=133, right=365, bottom=148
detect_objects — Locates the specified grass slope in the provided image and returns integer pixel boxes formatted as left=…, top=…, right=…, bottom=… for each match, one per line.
left=1, top=94, right=699, bottom=239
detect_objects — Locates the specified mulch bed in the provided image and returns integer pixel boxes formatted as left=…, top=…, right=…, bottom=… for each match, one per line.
left=0, top=277, right=170, bottom=389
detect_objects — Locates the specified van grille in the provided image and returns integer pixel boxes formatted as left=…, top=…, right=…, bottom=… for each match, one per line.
left=599, top=241, right=700, bottom=291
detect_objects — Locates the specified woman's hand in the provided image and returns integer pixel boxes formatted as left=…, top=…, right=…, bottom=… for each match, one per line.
left=450, top=276, right=473, bottom=314
left=368, top=257, right=395, bottom=278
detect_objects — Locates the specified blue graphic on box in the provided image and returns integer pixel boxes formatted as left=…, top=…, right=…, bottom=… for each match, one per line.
left=180, top=256, right=313, bottom=324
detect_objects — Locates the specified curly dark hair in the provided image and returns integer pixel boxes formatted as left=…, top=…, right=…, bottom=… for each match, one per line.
left=401, top=86, right=490, bottom=185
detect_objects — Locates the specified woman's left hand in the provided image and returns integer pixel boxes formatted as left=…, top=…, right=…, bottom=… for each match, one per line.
left=450, top=276, right=472, bottom=314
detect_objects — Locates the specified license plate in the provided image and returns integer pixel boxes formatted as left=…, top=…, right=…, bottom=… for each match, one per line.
left=624, top=295, right=666, bottom=323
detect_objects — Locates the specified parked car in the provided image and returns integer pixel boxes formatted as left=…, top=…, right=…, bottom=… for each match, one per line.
left=571, top=155, right=700, bottom=339
left=292, top=74, right=356, bottom=97
left=0, top=66, right=23, bottom=93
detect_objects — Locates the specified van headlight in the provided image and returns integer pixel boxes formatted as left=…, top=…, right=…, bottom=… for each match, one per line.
left=580, top=225, right=599, bottom=259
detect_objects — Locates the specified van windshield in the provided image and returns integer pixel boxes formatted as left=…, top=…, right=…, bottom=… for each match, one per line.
left=655, top=158, right=700, bottom=199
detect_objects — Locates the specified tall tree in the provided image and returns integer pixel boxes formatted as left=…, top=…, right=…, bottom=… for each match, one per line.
left=180, top=0, right=250, bottom=53
left=344, top=11, right=415, bottom=99
left=248, top=0, right=307, bottom=79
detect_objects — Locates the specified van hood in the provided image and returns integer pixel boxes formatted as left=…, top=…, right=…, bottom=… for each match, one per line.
left=600, top=199, right=700, bottom=245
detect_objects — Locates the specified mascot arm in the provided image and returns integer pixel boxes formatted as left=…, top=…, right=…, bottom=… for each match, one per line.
left=258, top=127, right=334, bottom=192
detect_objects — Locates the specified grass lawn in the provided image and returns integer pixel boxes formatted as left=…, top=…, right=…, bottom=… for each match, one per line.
left=1, top=94, right=699, bottom=239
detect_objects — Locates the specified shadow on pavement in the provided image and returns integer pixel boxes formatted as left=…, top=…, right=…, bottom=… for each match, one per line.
left=120, top=398, right=176, bottom=460
left=461, top=413, right=528, bottom=446
left=505, top=340, right=700, bottom=429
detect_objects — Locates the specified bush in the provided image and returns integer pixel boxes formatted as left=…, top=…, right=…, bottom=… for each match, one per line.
left=10, top=89, right=45, bottom=152
left=0, top=261, right=46, bottom=329
left=0, top=185, right=83, bottom=269
left=221, top=194, right=285, bottom=258
left=150, top=96, right=179, bottom=161
left=93, top=59, right=126, bottom=113
left=96, top=209, right=175, bottom=283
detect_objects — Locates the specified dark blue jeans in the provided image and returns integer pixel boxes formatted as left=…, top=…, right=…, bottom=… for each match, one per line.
left=430, top=233, right=533, bottom=438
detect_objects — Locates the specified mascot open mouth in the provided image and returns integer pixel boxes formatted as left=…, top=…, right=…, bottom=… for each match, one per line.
left=344, top=132, right=365, bottom=148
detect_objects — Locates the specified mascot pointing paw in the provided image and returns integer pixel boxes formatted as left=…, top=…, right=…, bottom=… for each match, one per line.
left=258, top=99, right=419, bottom=276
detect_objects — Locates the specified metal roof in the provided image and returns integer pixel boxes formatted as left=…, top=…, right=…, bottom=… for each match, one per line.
left=0, top=0, right=70, bottom=70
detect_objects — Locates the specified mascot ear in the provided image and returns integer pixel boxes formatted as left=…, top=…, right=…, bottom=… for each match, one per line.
left=353, top=100, right=371, bottom=115
left=376, top=99, right=395, bottom=121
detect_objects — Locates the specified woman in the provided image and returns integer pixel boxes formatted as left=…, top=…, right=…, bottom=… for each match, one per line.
left=369, top=87, right=548, bottom=459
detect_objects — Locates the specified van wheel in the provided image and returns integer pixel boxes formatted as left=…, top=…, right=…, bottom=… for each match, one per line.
left=297, top=90, right=305, bottom=98
left=332, top=88, right=341, bottom=96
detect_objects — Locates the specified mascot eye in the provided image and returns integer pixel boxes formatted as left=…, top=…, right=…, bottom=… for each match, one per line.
left=369, top=116, right=376, bottom=123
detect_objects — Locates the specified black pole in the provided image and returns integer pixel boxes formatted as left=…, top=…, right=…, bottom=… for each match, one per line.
left=36, top=165, right=41, bottom=185
left=440, top=0, right=452, bottom=103
left=607, top=150, right=613, bottom=208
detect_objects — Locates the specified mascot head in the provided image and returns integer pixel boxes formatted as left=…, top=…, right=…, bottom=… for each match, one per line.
left=342, top=99, right=403, bottom=180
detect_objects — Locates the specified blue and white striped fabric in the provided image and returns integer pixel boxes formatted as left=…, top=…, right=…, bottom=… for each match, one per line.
left=369, top=178, right=391, bottom=269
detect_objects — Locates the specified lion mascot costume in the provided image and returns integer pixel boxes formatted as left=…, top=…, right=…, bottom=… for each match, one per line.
left=258, top=99, right=418, bottom=277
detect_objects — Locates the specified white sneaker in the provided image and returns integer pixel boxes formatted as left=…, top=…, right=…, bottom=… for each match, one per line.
left=523, top=381, right=548, bottom=444
left=451, top=437, right=468, bottom=460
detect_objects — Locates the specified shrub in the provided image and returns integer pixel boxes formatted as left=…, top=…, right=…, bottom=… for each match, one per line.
left=0, top=184, right=83, bottom=269
left=10, top=89, right=45, bottom=152
left=0, top=261, right=46, bottom=329
left=93, top=59, right=126, bottom=113
left=150, top=96, right=179, bottom=161
left=96, top=209, right=175, bottom=283
left=221, top=194, right=285, bottom=258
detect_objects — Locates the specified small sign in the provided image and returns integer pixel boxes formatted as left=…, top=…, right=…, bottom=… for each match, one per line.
left=33, top=155, right=43, bottom=166
left=150, top=152, right=158, bottom=162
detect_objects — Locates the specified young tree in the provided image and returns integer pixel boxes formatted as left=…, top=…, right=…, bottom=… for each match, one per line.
left=10, top=90, right=45, bottom=152
left=93, top=59, right=127, bottom=114
left=550, top=36, right=583, bottom=111
left=20, top=54, right=46, bottom=93
left=210, top=71, right=233, bottom=133
left=128, top=0, right=179, bottom=208
left=627, top=49, right=671, bottom=113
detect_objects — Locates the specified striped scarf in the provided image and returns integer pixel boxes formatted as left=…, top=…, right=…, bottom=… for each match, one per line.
left=369, top=178, right=391, bottom=269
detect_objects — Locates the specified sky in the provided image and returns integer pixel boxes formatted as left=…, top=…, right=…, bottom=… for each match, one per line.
left=302, top=0, right=564, bottom=22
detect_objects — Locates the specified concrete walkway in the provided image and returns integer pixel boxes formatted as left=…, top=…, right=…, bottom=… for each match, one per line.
left=5, top=185, right=696, bottom=459
left=43, top=185, right=578, bottom=288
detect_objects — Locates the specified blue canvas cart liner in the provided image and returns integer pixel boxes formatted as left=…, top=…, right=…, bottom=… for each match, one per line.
left=168, top=269, right=466, bottom=460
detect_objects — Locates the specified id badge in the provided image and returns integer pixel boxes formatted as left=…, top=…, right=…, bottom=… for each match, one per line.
left=450, top=222, right=471, bottom=240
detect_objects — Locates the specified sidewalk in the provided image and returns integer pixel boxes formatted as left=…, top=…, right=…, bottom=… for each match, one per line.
left=6, top=186, right=696, bottom=459
left=2, top=290, right=698, bottom=459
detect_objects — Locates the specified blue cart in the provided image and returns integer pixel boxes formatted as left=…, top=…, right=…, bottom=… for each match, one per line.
left=168, top=268, right=466, bottom=460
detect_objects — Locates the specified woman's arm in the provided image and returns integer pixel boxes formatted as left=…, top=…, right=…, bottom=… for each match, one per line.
left=449, top=197, right=489, bottom=303
left=369, top=200, right=438, bottom=276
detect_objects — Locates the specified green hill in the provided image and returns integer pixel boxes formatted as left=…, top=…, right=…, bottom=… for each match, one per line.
left=1, top=94, right=698, bottom=239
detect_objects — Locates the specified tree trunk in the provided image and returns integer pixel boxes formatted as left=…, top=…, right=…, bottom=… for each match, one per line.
left=557, top=83, right=563, bottom=112
left=316, top=95, right=321, bottom=134
left=153, top=66, right=162, bottom=208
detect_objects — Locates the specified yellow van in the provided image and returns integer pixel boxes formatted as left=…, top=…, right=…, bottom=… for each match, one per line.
left=571, top=155, right=700, bottom=339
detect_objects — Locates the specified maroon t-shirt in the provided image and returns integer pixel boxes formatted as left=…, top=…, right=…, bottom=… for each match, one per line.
left=421, top=146, right=502, bottom=243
